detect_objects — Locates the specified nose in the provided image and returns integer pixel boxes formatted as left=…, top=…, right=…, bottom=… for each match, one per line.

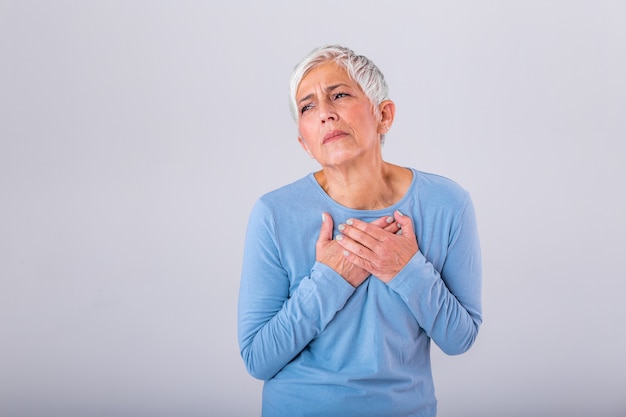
left=318, top=99, right=337, bottom=123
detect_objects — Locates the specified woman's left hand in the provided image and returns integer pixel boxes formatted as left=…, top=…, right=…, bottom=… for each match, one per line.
left=335, top=210, right=418, bottom=283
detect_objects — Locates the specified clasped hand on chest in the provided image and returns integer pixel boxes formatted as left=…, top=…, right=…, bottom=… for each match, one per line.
left=316, top=211, right=419, bottom=287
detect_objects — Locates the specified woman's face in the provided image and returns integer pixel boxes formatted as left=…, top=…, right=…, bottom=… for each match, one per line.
left=296, top=63, right=387, bottom=169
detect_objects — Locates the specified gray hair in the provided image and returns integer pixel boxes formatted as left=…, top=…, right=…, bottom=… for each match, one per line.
left=288, top=45, right=390, bottom=122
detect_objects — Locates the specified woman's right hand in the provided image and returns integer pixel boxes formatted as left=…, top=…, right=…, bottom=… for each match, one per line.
left=316, top=213, right=400, bottom=287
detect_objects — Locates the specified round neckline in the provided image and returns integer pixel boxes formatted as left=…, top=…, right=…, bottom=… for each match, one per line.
left=307, top=167, right=416, bottom=215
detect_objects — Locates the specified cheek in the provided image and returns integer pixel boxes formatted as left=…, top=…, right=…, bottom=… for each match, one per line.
left=297, top=133, right=314, bottom=154
left=297, top=121, right=316, bottom=143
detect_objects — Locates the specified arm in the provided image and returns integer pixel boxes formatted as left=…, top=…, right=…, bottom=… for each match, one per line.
left=388, top=196, right=482, bottom=354
left=336, top=196, right=482, bottom=355
left=237, top=201, right=355, bottom=380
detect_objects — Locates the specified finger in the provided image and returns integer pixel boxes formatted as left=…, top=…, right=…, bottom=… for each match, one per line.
left=368, top=215, right=395, bottom=228
left=393, top=210, right=414, bottom=238
left=340, top=247, right=371, bottom=273
left=383, top=221, right=401, bottom=234
left=341, top=218, right=391, bottom=243
left=317, top=212, right=334, bottom=245
left=335, top=232, right=373, bottom=259
left=366, top=214, right=400, bottom=234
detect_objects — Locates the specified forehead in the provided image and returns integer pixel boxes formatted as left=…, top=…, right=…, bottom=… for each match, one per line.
left=296, top=62, right=356, bottom=97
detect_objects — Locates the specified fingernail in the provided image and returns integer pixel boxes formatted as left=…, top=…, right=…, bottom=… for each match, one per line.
left=336, top=234, right=343, bottom=241
left=338, top=224, right=345, bottom=231
left=386, top=216, right=394, bottom=223
left=321, top=213, right=326, bottom=222
left=343, top=250, right=349, bottom=257
left=346, top=219, right=354, bottom=225
left=396, top=210, right=404, bottom=216
left=397, top=229, right=403, bottom=235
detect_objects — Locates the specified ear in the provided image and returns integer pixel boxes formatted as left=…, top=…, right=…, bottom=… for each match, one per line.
left=377, top=100, right=396, bottom=134
left=298, top=136, right=315, bottom=159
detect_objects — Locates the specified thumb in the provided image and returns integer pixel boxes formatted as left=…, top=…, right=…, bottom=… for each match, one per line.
left=317, top=212, right=334, bottom=244
left=394, top=210, right=414, bottom=237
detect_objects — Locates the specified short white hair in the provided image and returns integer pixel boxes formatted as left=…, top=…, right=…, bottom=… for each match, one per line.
left=288, top=45, right=390, bottom=122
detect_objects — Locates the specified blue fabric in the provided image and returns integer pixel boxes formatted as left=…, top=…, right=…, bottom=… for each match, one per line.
left=238, top=168, right=482, bottom=417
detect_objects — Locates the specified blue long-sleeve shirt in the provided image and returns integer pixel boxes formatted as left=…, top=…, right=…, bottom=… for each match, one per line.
left=238, top=168, right=482, bottom=417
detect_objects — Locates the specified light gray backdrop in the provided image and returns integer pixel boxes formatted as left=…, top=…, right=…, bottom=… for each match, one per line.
left=1, top=1, right=624, bottom=416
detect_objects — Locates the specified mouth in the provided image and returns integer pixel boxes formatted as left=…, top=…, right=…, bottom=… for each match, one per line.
left=323, top=130, right=348, bottom=144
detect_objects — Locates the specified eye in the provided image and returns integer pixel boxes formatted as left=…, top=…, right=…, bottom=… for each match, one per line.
left=300, top=103, right=313, bottom=114
left=333, top=92, right=349, bottom=100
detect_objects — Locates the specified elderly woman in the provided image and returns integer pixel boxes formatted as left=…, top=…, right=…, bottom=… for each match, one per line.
left=238, top=45, right=482, bottom=417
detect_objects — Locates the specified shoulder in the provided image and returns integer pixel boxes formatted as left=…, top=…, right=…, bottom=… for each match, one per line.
left=405, top=169, right=477, bottom=235
left=410, top=169, right=470, bottom=204
left=246, top=174, right=322, bottom=244
left=257, top=174, right=316, bottom=207
left=249, top=174, right=318, bottom=223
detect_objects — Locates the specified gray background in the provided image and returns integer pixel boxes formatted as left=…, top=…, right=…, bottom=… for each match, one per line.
left=1, top=1, right=625, bottom=416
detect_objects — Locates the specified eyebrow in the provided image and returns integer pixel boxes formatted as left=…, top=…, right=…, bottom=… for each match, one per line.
left=297, top=83, right=349, bottom=105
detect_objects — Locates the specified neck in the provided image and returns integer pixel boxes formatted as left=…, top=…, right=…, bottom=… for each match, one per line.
left=315, top=162, right=410, bottom=210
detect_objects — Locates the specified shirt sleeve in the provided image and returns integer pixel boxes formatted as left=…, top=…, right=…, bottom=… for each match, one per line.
left=388, top=193, right=483, bottom=355
left=237, top=199, right=356, bottom=380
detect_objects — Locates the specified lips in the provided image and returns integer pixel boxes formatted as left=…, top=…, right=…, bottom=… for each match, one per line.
left=323, top=130, right=348, bottom=144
